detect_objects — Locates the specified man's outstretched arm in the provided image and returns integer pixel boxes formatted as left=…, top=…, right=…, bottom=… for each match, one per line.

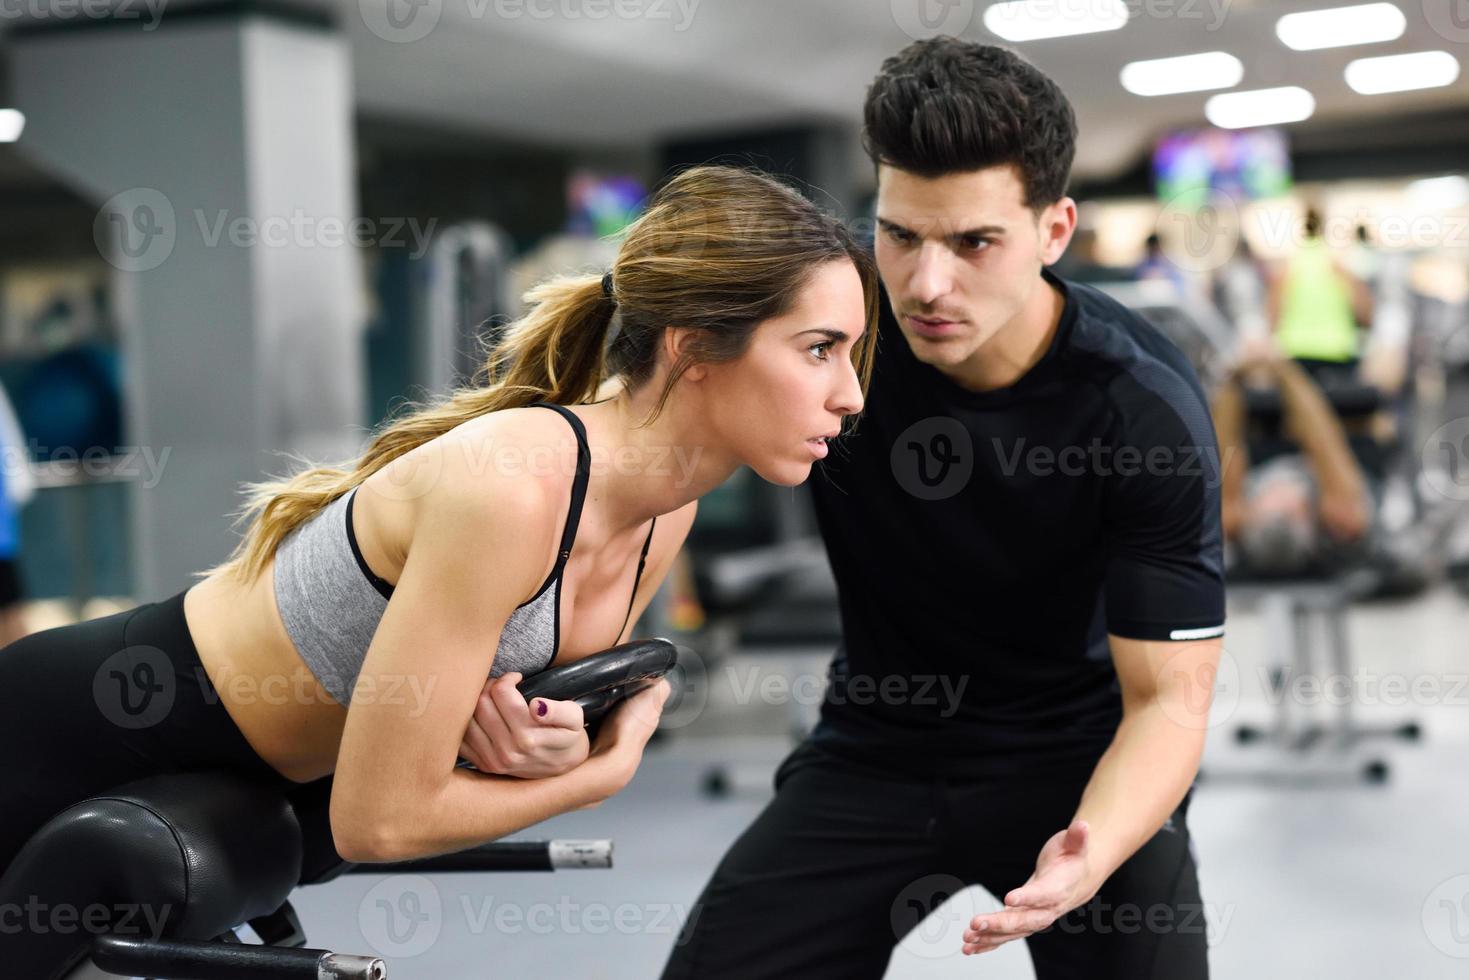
left=960, top=634, right=1220, bottom=956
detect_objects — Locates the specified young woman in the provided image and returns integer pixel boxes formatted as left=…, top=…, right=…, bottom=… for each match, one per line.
left=0, top=165, right=877, bottom=870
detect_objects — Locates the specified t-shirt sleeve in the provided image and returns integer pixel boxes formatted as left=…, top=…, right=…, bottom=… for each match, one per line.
left=1102, top=364, right=1227, bottom=642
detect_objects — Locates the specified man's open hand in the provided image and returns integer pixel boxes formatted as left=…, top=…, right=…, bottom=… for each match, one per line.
left=962, top=819, right=1098, bottom=955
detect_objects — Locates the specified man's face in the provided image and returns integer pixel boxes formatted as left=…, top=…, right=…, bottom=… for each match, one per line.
left=874, top=164, right=1074, bottom=374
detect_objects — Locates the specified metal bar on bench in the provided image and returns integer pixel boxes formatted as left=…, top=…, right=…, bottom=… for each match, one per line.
left=91, top=935, right=386, bottom=979
left=352, top=839, right=613, bottom=874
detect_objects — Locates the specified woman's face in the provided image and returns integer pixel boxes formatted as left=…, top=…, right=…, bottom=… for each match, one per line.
left=696, top=259, right=868, bottom=486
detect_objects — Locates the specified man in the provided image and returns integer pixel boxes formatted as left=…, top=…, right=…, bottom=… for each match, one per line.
left=663, top=38, right=1224, bottom=979
left=1215, top=338, right=1375, bottom=579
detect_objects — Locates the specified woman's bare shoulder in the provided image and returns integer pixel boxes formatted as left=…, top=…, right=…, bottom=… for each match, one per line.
left=389, top=408, right=581, bottom=556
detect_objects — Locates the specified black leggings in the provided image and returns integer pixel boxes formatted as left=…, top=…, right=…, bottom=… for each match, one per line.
left=662, top=739, right=1208, bottom=980
left=0, top=589, right=298, bottom=874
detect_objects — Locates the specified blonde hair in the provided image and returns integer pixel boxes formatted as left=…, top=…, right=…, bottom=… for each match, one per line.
left=203, top=165, right=879, bottom=584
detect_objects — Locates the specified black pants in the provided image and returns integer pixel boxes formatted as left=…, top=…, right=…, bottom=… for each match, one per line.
left=0, top=589, right=299, bottom=875
left=662, top=739, right=1208, bottom=980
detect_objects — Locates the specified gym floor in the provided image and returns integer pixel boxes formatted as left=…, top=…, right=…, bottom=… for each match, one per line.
left=283, top=587, right=1469, bottom=979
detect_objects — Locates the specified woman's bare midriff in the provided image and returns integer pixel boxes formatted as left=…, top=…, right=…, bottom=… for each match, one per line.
left=182, top=542, right=659, bottom=787
left=184, top=549, right=652, bottom=786
left=183, top=563, right=348, bottom=784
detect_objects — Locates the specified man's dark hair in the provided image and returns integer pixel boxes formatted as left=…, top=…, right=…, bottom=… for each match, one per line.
left=862, top=37, right=1077, bottom=210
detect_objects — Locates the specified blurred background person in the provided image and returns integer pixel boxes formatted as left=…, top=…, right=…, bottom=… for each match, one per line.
left=1214, top=235, right=1269, bottom=345
left=1134, top=230, right=1193, bottom=295
left=1215, top=338, right=1376, bottom=579
left=1268, top=206, right=1375, bottom=386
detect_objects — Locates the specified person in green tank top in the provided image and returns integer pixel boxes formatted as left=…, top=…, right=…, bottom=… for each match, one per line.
left=1269, top=207, right=1373, bottom=364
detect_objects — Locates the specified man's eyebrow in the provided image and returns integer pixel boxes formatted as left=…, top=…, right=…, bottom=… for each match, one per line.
left=876, top=217, right=1006, bottom=239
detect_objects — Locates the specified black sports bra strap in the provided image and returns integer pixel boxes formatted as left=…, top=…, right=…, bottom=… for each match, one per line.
left=616, top=516, right=658, bottom=641
left=526, top=402, right=591, bottom=564
left=637, top=516, right=658, bottom=566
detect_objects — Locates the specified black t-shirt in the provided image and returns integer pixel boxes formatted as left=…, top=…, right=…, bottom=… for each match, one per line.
left=808, top=269, right=1226, bottom=778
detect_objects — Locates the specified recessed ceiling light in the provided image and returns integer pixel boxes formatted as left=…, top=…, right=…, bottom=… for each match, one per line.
left=1121, top=52, right=1244, bottom=96
left=1345, top=51, right=1461, bottom=94
left=0, top=109, right=24, bottom=144
left=1205, top=87, right=1316, bottom=129
left=1276, top=3, right=1406, bottom=51
left=983, top=0, right=1130, bottom=42
left=1407, top=176, right=1469, bottom=211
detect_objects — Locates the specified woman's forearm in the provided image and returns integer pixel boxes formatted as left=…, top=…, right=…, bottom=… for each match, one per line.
left=346, top=761, right=613, bottom=863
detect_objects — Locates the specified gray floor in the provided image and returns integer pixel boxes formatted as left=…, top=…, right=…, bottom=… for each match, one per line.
left=286, top=587, right=1469, bottom=978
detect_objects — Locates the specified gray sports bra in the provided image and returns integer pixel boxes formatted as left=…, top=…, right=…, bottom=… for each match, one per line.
left=272, top=403, right=657, bottom=705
